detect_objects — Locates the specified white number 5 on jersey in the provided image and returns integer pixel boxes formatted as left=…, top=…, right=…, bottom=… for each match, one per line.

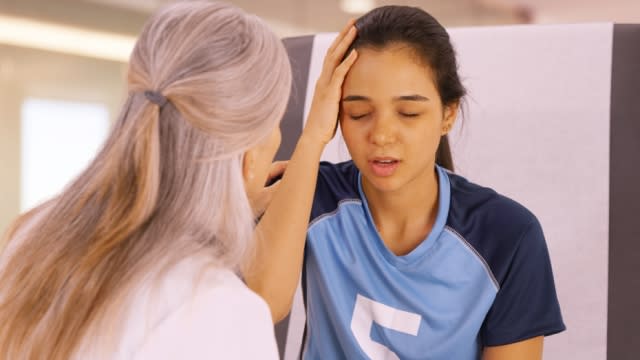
left=350, top=294, right=422, bottom=359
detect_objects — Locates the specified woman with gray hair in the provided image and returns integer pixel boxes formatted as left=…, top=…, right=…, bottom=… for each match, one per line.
left=0, top=1, right=294, bottom=358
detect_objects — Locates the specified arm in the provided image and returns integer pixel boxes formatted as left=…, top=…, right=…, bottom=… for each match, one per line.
left=244, top=135, right=323, bottom=322
left=483, top=336, right=543, bottom=360
left=480, top=218, right=564, bottom=355
left=243, top=21, right=359, bottom=322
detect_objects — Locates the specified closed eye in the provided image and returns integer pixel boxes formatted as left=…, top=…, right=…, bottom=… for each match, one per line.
left=349, top=113, right=370, bottom=120
left=400, top=112, right=420, bottom=118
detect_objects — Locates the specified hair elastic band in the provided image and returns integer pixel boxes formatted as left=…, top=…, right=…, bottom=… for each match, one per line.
left=144, top=90, right=168, bottom=107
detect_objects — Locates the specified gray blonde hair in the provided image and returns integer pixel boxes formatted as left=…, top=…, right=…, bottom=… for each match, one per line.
left=0, top=1, right=292, bottom=358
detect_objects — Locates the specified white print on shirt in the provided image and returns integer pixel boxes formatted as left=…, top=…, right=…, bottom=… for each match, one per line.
left=350, top=294, right=422, bottom=360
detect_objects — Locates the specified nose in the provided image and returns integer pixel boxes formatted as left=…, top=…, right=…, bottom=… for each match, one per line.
left=369, top=117, right=396, bottom=146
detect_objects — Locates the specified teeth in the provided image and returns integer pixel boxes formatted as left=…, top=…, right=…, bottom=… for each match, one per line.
left=377, top=160, right=394, bottom=164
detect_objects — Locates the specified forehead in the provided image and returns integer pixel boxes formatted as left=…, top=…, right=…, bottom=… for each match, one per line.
left=343, top=44, right=438, bottom=96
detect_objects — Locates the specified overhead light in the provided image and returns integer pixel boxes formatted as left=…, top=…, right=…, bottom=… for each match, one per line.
left=0, top=15, right=136, bottom=63
left=340, top=0, right=375, bottom=14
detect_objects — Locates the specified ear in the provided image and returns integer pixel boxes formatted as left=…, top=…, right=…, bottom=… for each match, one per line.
left=242, top=149, right=256, bottom=183
left=442, top=100, right=460, bottom=135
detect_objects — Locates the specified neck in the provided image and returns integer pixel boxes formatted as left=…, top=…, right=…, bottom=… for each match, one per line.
left=362, top=166, right=440, bottom=235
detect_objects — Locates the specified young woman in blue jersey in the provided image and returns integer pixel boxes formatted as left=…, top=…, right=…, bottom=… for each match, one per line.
left=246, top=5, right=565, bottom=360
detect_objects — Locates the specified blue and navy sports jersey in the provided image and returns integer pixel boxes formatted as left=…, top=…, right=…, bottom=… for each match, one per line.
left=302, top=161, right=565, bottom=360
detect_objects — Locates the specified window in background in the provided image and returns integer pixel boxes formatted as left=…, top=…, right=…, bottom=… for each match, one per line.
left=20, top=98, right=110, bottom=211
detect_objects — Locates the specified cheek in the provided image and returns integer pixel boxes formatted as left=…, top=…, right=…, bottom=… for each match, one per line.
left=418, top=137, right=443, bottom=163
left=339, top=120, right=360, bottom=152
left=262, top=127, right=281, bottom=161
left=274, top=127, right=282, bottom=150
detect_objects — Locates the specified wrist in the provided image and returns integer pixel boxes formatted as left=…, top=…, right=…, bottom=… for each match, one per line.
left=298, top=130, right=330, bottom=150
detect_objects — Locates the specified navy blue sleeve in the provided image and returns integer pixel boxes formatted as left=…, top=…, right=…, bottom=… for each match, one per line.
left=310, top=161, right=360, bottom=222
left=480, top=218, right=566, bottom=346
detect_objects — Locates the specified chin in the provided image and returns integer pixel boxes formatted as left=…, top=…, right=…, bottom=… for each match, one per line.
left=361, top=173, right=404, bottom=194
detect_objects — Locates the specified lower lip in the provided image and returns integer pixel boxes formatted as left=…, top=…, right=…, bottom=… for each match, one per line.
left=369, top=161, right=399, bottom=177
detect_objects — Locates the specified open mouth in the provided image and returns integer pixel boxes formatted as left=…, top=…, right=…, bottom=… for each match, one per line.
left=369, top=158, right=400, bottom=177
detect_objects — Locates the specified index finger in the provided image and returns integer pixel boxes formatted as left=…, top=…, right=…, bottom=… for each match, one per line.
left=326, top=18, right=356, bottom=57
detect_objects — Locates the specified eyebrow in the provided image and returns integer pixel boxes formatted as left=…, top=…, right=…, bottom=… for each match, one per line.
left=341, top=94, right=430, bottom=102
left=342, top=95, right=370, bottom=102
left=393, top=95, right=429, bottom=102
